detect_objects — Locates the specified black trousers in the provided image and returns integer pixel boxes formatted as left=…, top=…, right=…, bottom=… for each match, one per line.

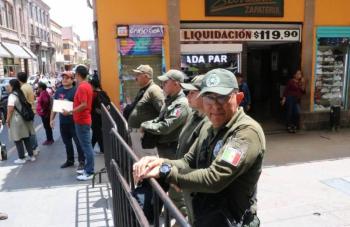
left=15, top=137, right=33, bottom=159
left=60, top=123, right=85, bottom=163
left=330, top=106, right=341, bottom=129
left=91, top=125, right=103, bottom=153
left=41, top=115, right=53, bottom=141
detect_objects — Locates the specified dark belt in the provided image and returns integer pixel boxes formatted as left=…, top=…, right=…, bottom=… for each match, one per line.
left=157, top=141, right=178, bottom=149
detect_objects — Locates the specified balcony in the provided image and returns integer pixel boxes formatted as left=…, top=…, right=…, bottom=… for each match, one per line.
left=30, top=35, right=40, bottom=44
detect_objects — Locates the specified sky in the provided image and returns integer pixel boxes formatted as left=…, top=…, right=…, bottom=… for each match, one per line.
left=43, top=0, right=94, bottom=40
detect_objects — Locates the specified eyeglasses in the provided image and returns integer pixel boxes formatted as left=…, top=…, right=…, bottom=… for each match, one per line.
left=202, top=93, right=232, bottom=105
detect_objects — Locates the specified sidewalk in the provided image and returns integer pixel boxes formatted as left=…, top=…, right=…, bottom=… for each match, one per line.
left=0, top=120, right=112, bottom=227
left=1, top=125, right=350, bottom=226
left=260, top=129, right=350, bottom=226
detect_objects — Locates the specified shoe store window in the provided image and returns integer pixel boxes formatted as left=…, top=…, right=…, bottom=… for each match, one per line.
left=314, top=27, right=350, bottom=112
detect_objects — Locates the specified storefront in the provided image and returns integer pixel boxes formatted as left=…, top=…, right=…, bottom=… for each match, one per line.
left=1, top=42, right=36, bottom=76
left=94, top=0, right=350, bottom=129
left=116, top=25, right=166, bottom=107
left=0, top=44, right=12, bottom=77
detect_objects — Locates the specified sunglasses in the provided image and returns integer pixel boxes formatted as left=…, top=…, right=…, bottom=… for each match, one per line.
left=202, top=93, right=233, bottom=105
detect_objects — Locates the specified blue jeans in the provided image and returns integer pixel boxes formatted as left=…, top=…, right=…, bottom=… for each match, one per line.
left=75, top=124, right=94, bottom=175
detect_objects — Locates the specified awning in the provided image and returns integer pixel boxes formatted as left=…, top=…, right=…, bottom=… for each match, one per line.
left=0, top=44, right=11, bottom=58
left=22, top=45, right=37, bottom=59
left=2, top=42, right=31, bottom=59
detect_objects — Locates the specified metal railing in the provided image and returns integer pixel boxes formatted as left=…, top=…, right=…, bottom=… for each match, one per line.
left=101, top=103, right=190, bottom=227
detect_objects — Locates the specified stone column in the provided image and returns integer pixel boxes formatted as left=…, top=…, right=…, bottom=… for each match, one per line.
left=301, top=0, right=315, bottom=112
left=167, top=0, right=181, bottom=70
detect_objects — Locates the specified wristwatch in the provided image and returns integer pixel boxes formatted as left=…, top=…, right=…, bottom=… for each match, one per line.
left=159, top=163, right=172, bottom=180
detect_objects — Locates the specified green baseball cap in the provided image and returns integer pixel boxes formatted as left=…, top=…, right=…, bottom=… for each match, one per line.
left=158, top=69, right=186, bottom=83
left=200, top=68, right=239, bottom=96
left=180, top=74, right=205, bottom=91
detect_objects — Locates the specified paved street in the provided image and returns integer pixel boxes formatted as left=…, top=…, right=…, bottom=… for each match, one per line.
left=0, top=116, right=112, bottom=227
left=1, top=118, right=350, bottom=226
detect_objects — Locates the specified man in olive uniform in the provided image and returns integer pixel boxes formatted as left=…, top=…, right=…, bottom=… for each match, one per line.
left=126, top=65, right=164, bottom=157
left=134, top=68, right=266, bottom=227
left=173, top=74, right=207, bottom=220
left=141, top=69, right=190, bottom=159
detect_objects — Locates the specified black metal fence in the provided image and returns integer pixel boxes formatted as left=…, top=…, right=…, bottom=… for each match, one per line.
left=101, top=103, right=190, bottom=227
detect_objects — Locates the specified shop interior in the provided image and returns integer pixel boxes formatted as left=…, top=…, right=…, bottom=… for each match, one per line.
left=246, top=42, right=301, bottom=132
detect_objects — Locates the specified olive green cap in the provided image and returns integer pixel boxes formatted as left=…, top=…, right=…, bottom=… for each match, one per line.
left=180, top=74, right=205, bottom=91
left=158, top=69, right=186, bottom=83
left=200, top=68, right=239, bottom=96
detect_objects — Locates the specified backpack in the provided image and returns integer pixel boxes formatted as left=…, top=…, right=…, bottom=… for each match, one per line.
left=93, top=90, right=111, bottom=114
left=13, top=93, right=35, bottom=121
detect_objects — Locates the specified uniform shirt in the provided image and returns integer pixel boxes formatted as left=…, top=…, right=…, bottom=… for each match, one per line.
left=54, top=86, right=76, bottom=124
left=164, top=107, right=266, bottom=222
left=73, top=81, right=93, bottom=125
left=176, top=110, right=206, bottom=159
left=21, top=83, right=35, bottom=111
left=141, top=90, right=190, bottom=144
left=128, top=81, right=164, bottom=128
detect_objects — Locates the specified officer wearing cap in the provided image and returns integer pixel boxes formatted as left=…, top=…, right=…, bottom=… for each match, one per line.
left=127, top=65, right=164, bottom=128
left=141, top=69, right=190, bottom=159
left=134, top=68, right=265, bottom=227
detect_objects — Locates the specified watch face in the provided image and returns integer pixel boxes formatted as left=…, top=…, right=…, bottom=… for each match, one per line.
left=160, top=164, right=171, bottom=173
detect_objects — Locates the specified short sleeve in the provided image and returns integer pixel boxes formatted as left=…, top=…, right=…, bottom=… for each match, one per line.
left=7, top=94, right=17, bottom=106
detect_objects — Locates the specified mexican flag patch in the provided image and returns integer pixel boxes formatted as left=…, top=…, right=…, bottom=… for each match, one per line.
left=221, top=147, right=242, bottom=167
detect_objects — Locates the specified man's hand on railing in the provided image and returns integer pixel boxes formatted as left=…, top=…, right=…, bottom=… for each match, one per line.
left=133, top=156, right=163, bottom=183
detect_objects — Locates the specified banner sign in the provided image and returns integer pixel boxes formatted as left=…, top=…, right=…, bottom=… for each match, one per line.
left=180, top=28, right=300, bottom=42
left=205, top=0, right=284, bottom=17
left=182, top=54, right=232, bottom=64
left=118, top=38, right=162, bottom=56
left=129, top=25, right=164, bottom=38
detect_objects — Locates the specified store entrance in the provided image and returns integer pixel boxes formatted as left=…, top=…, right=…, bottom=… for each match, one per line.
left=246, top=42, right=301, bottom=132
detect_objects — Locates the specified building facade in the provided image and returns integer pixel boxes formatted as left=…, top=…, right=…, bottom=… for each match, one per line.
left=81, top=40, right=97, bottom=73
left=94, top=0, right=350, bottom=130
left=28, top=0, right=52, bottom=75
left=50, top=19, right=64, bottom=73
left=0, top=0, right=37, bottom=77
left=62, top=26, right=85, bottom=65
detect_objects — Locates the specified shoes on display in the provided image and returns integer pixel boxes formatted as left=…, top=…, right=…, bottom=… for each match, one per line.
left=317, top=56, right=323, bottom=61
left=322, top=93, right=332, bottom=99
left=320, top=88, right=330, bottom=93
left=331, top=88, right=341, bottom=92
left=324, top=49, right=333, bottom=55
left=317, top=50, right=324, bottom=56
left=316, top=69, right=323, bottom=74
left=334, top=75, right=342, bottom=81
left=333, top=81, right=342, bottom=86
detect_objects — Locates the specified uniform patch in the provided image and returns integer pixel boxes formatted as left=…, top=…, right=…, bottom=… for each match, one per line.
left=206, top=74, right=220, bottom=87
left=170, top=107, right=182, bottom=117
left=212, top=140, right=223, bottom=158
left=221, top=147, right=242, bottom=167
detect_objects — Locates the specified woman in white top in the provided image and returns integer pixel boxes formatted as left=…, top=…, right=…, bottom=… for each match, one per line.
left=6, top=79, right=35, bottom=164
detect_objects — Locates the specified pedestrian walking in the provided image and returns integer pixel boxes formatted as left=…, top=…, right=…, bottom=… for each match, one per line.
left=17, top=72, right=39, bottom=154
left=51, top=72, right=85, bottom=169
left=124, top=64, right=164, bottom=157
left=134, top=68, right=266, bottom=227
left=63, top=65, right=94, bottom=181
left=6, top=79, right=36, bottom=164
left=281, top=70, right=306, bottom=133
left=37, top=82, right=54, bottom=145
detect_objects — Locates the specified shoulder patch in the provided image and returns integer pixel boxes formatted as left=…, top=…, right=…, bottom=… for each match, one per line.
left=170, top=107, right=182, bottom=117
left=220, top=138, right=248, bottom=167
left=212, top=140, right=223, bottom=158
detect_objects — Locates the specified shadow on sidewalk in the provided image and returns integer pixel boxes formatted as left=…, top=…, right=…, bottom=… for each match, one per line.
left=76, top=183, right=113, bottom=227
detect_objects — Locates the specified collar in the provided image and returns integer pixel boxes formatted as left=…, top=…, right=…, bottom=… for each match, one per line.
left=166, top=89, right=185, bottom=103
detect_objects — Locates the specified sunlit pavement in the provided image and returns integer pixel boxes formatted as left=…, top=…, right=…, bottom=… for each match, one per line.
left=0, top=118, right=112, bottom=227
left=2, top=120, right=350, bottom=226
